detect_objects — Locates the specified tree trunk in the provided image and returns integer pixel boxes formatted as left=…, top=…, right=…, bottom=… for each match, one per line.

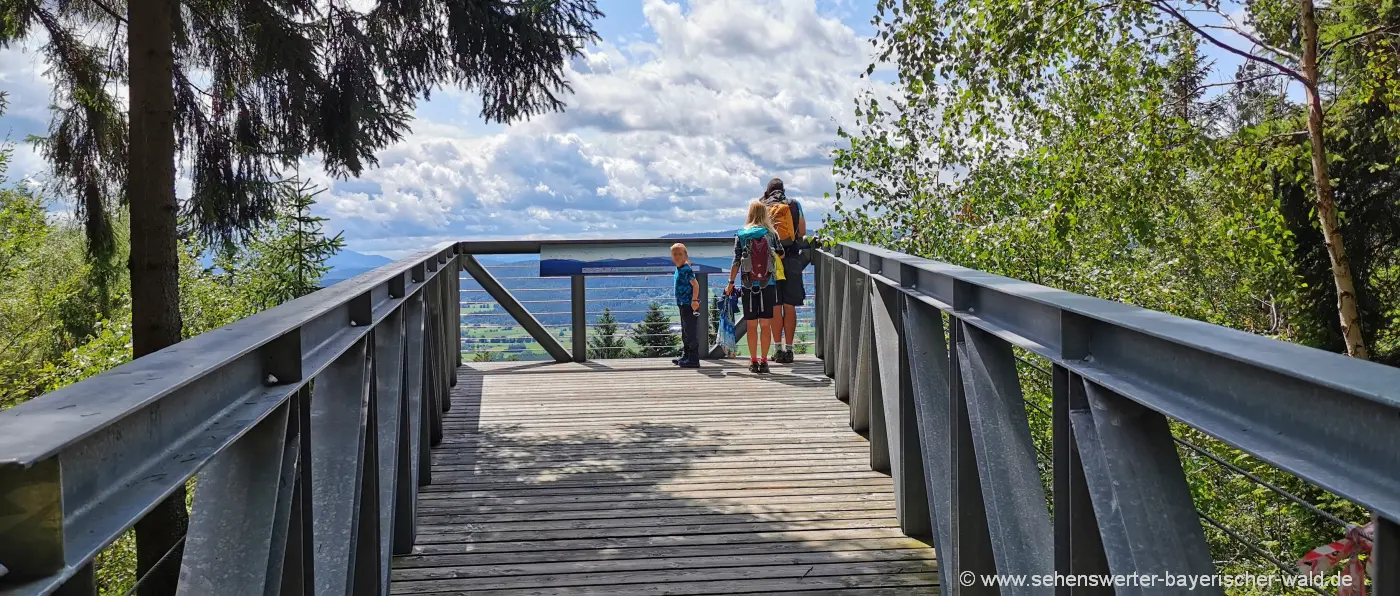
left=128, top=0, right=188, bottom=591
left=1299, top=0, right=1369, bottom=359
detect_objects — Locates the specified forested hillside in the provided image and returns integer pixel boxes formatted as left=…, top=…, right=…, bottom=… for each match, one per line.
left=827, top=0, right=1396, bottom=588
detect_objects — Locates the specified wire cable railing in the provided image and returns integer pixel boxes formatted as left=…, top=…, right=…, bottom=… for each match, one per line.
left=458, top=263, right=817, bottom=361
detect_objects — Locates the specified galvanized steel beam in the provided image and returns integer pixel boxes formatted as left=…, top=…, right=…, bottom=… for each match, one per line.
left=1070, top=378, right=1218, bottom=587
left=813, top=254, right=825, bottom=360
left=836, top=242, right=1400, bottom=521
left=571, top=276, right=587, bottom=362
left=1052, top=367, right=1110, bottom=596
left=176, top=403, right=293, bottom=596
left=850, top=267, right=873, bottom=434
left=902, top=294, right=998, bottom=595
left=870, top=274, right=930, bottom=540
left=835, top=256, right=857, bottom=403
left=460, top=254, right=570, bottom=363
left=308, top=339, right=374, bottom=595
left=956, top=321, right=1054, bottom=585
left=372, top=312, right=406, bottom=594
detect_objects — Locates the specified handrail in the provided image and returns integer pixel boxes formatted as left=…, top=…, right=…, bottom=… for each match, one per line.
left=0, top=243, right=462, bottom=595
left=814, top=242, right=1400, bottom=593
left=0, top=235, right=775, bottom=595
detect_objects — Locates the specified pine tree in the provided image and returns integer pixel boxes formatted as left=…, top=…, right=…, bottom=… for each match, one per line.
left=588, top=307, right=630, bottom=359
left=4, top=2, right=601, bottom=585
left=709, top=295, right=720, bottom=347
left=631, top=302, right=679, bottom=359
left=216, top=179, right=345, bottom=311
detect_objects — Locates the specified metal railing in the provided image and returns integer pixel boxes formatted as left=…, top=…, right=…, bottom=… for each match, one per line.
left=0, top=243, right=462, bottom=596
left=458, top=264, right=816, bottom=360
left=815, top=242, right=1400, bottom=594
left=0, top=236, right=820, bottom=595
left=454, top=238, right=816, bottom=362
left=15, top=235, right=1390, bottom=595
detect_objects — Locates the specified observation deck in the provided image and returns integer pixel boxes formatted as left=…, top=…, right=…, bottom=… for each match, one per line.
left=1, top=238, right=1397, bottom=596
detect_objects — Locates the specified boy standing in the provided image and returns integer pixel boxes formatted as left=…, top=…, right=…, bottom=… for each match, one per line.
left=672, top=243, right=701, bottom=368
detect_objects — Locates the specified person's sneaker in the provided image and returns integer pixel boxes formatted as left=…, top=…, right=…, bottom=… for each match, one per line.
left=777, top=350, right=793, bottom=363
left=758, top=361, right=771, bottom=374
left=678, top=359, right=700, bottom=369
left=749, top=361, right=761, bottom=373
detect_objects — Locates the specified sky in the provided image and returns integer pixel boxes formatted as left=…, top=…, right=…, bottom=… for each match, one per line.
left=0, top=0, right=884, bottom=258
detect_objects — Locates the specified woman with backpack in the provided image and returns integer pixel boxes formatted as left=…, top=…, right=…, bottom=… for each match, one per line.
left=726, top=201, right=782, bottom=374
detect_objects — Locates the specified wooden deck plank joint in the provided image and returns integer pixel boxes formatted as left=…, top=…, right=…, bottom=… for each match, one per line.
left=392, top=358, right=940, bottom=595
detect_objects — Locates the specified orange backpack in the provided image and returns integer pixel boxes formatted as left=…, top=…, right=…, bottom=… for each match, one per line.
left=764, top=192, right=796, bottom=242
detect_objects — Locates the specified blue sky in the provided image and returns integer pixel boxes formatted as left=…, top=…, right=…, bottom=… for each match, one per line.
left=0, top=0, right=1273, bottom=258
left=0, top=0, right=884, bottom=257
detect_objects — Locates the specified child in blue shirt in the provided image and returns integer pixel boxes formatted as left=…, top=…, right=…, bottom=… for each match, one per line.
left=672, top=243, right=701, bottom=368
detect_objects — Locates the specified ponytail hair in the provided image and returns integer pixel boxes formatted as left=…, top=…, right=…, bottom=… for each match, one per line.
left=745, top=201, right=773, bottom=231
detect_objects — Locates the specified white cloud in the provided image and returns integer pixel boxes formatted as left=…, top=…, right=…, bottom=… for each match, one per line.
left=318, top=0, right=878, bottom=251
left=1, top=0, right=879, bottom=254
left=0, top=35, right=55, bottom=127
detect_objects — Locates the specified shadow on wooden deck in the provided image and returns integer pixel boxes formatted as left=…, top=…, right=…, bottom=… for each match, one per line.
left=390, top=357, right=939, bottom=595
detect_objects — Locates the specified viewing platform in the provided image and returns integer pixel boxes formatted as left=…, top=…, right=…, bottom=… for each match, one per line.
left=2, top=238, right=1397, bottom=596
left=391, top=358, right=939, bottom=594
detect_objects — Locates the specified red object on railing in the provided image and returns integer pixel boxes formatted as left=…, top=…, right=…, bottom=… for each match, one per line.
left=1298, top=522, right=1374, bottom=596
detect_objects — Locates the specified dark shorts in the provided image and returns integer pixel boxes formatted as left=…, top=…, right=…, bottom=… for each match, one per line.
left=741, top=284, right=777, bottom=320
left=776, top=255, right=805, bottom=306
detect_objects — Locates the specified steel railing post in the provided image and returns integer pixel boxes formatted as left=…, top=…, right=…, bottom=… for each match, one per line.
left=1070, top=378, right=1218, bottom=586
left=955, top=319, right=1054, bottom=579
left=176, top=402, right=293, bottom=596
left=402, top=289, right=430, bottom=489
left=823, top=252, right=838, bottom=379
left=813, top=253, right=824, bottom=360
left=372, top=307, right=407, bottom=584
left=835, top=255, right=856, bottom=402
left=451, top=253, right=462, bottom=379
left=424, top=278, right=444, bottom=447
left=1052, top=366, right=1110, bottom=596
left=571, top=275, right=587, bottom=362
left=1375, top=516, right=1399, bottom=596
left=307, top=339, right=374, bottom=595
left=695, top=273, right=709, bottom=359
left=870, top=271, right=929, bottom=539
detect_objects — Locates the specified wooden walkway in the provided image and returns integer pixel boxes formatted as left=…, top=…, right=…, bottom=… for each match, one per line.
left=390, top=357, right=940, bottom=595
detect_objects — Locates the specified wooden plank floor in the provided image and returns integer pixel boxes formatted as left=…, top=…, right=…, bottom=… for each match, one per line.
left=391, top=357, right=940, bottom=595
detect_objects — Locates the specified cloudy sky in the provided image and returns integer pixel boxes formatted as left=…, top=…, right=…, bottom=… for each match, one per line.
left=0, top=0, right=882, bottom=257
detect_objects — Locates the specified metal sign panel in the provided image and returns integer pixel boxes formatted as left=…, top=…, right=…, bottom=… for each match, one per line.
left=539, top=240, right=733, bottom=277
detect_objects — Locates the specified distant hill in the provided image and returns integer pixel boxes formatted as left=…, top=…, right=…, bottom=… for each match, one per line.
left=321, top=249, right=393, bottom=285
left=663, top=231, right=736, bottom=238
left=327, top=249, right=393, bottom=270
left=320, top=251, right=540, bottom=286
